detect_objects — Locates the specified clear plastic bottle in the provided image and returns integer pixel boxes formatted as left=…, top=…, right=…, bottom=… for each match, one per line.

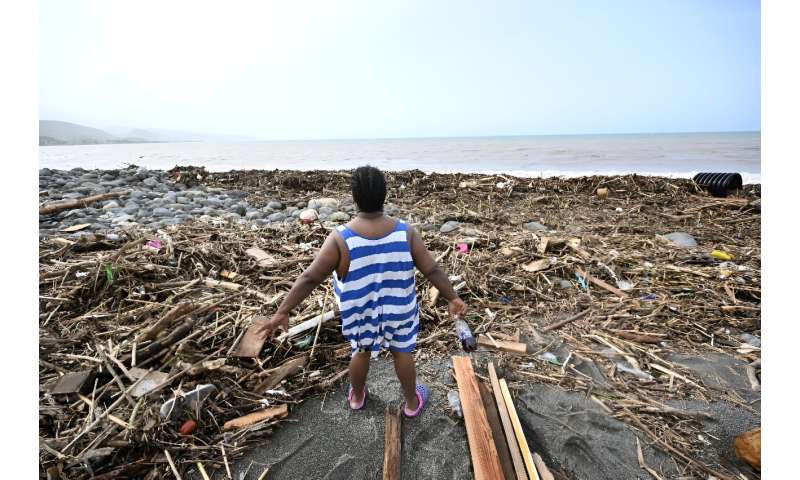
left=454, top=318, right=477, bottom=352
left=447, top=390, right=463, bottom=418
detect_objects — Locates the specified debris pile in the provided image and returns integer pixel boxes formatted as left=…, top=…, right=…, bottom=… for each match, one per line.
left=40, top=169, right=760, bottom=479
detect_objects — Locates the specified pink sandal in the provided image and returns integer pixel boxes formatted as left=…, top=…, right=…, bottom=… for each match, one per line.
left=402, top=384, right=430, bottom=418
left=347, top=384, right=368, bottom=410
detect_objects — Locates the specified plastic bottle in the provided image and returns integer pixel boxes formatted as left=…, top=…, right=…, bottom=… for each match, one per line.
left=538, top=352, right=561, bottom=365
left=447, top=390, right=463, bottom=418
left=454, top=318, right=477, bottom=352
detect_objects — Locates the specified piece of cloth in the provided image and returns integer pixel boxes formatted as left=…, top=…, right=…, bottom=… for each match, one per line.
left=333, top=219, right=419, bottom=358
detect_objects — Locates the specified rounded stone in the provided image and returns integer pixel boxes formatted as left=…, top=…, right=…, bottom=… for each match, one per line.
left=102, top=201, right=120, bottom=210
left=268, top=212, right=287, bottom=222
left=329, top=212, right=350, bottom=222
left=245, top=210, right=263, bottom=220
left=230, top=204, right=247, bottom=216
left=143, top=177, right=159, bottom=187
left=267, top=201, right=284, bottom=210
left=440, top=221, right=461, bottom=233
left=153, top=207, right=171, bottom=217
left=523, top=221, right=548, bottom=232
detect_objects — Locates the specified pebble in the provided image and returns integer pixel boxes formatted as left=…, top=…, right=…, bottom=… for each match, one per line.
left=143, top=177, right=159, bottom=187
left=319, top=206, right=336, bottom=216
left=659, top=232, right=697, bottom=248
left=267, top=201, right=284, bottom=210
left=329, top=212, right=350, bottom=222
left=245, top=211, right=263, bottom=220
left=230, top=205, right=247, bottom=216
left=440, top=221, right=461, bottom=233
left=153, top=207, right=171, bottom=217
left=523, top=221, right=548, bottom=232
left=268, top=212, right=287, bottom=222
left=102, top=201, right=120, bottom=210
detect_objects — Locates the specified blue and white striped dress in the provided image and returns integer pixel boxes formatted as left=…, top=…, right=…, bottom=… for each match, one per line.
left=333, top=219, right=419, bottom=357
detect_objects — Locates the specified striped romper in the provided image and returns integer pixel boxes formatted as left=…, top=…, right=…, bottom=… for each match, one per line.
left=333, top=219, right=419, bottom=358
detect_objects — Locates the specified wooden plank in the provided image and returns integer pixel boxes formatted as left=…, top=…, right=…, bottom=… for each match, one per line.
left=478, top=381, right=516, bottom=480
left=223, top=404, right=288, bottom=431
left=253, top=354, right=308, bottom=393
left=477, top=335, right=528, bottom=354
left=488, top=363, right=528, bottom=480
left=232, top=316, right=269, bottom=358
left=499, top=379, right=539, bottom=480
left=574, top=268, right=628, bottom=298
left=276, top=310, right=337, bottom=341
left=452, top=356, right=504, bottom=480
left=383, top=405, right=401, bottom=480
left=532, top=453, right=555, bottom=480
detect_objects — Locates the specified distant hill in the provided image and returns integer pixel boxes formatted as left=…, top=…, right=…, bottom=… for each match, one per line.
left=39, top=120, right=117, bottom=145
left=40, top=120, right=257, bottom=145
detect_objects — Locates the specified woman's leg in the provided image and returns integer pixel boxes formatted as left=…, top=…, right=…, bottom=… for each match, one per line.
left=348, top=351, right=371, bottom=408
left=391, top=351, right=419, bottom=411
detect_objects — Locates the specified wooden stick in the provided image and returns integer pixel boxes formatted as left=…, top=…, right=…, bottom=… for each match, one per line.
left=499, top=378, right=539, bottom=480
left=383, top=405, right=401, bottom=480
left=276, top=310, right=336, bottom=341
left=164, top=450, right=183, bottom=480
left=253, top=354, right=308, bottom=393
left=574, top=268, right=628, bottom=298
left=477, top=335, right=528, bottom=354
left=541, top=308, right=591, bottom=332
left=197, top=462, right=211, bottom=480
left=478, top=381, right=516, bottom=480
left=488, top=363, right=527, bottom=480
left=452, top=356, right=504, bottom=480
left=39, top=191, right=128, bottom=215
left=223, top=404, right=289, bottom=430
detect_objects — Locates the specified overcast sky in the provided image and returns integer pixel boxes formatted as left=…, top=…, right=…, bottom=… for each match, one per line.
left=40, top=0, right=760, bottom=140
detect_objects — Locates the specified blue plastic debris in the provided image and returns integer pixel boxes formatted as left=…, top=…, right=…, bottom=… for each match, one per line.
left=639, top=293, right=657, bottom=301
left=574, top=272, right=588, bottom=290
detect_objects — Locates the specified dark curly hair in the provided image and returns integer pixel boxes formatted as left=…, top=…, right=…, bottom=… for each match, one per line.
left=351, top=165, right=386, bottom=213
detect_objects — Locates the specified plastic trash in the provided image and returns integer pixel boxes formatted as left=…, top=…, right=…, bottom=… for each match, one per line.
left=693, top=172, right=743, bottom=198
left=640, top=293, right=657, bottom=301
left=160, top=384, right=217, bottom=419
left=711, top=250, right=732, bottom=261
left=616, top=362, right=654, bottom=381
left=447, top=390, right=463, bottom=418
left=739, top=333, right=761, bottom=348
left=659, top=232, right=698, bottom=248
left=538, top=352, right=561, bottom=365
left=456, top=243, right=470, bottom=254
left=454, top=318, right=477, bottom=352
left=574, top=272, right=588, bottom=290
left=145, top=239, right=162, bottom=251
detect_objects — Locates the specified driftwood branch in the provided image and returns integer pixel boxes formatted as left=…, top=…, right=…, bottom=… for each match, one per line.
left=39, top=191, right=129, bottom=215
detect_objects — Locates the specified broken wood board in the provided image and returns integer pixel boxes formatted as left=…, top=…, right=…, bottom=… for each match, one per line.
left=533, top=453, right=555, bottom=480
left=223, top=404, right=288, bottom=431
left=232, top=316, right=269, bottom=358
left=452, top=356, right=504, bottom=480
left=478, top=381, right=516, bottom=480
left=141, top=303, right=198, bottom=341
left=50, top=370, right=95, bottom=395
left=127, top=369, right=170, bottom=398
left=574, top=268, right=629, bottom=298
left=477, top=335, right=528, bottom=354
left=253, top=354, right=308, bottom=393
left=383, top=405, right=401, bottom=480
left=246, top=247, right=278, bottom=268
left=488, top=363, right=527, bottom=480
left=522, top=257, right=556, bottom=273
left=499, top=378, right=539, bottom=480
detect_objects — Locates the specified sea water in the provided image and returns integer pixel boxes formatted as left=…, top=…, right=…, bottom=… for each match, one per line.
left=39, top=131, right=760, bottom=183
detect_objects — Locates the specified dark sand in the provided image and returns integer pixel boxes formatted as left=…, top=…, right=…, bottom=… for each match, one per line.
left=196, top=352, right=758, bottom=480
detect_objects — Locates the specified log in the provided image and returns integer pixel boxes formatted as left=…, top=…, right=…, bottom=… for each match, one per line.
left=541, top=308, right=591, bottom=333
left=383, top=405, right=401, bottom=480
left=477, top=335, right=528, bottom=354
left=488, top=363, right=527, bottom=480
left=141, top=303, right=199, bottom=341
left=223, top=404, right=288, bottom=431
left=499, top=378, right=539, bottom=480
left=451, top=356, right=504, bottom=480
left=253, top=354, right=308, bottom=392
left=478, top=381, right=516, bottom=480
left=39, top=191, right=129, bottom=215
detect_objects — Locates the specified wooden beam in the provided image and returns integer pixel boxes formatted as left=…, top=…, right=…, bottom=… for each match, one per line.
left=383, top=405, right=401, bottom=480
left=478, top=381, right=516, bottom=480
left=499, top=379, right=539, bottom=480
left=452, top=356, right=504, bottom=480
left=488, top=363, right=528, bottom=480
left=477, top=335, right=528, bottom=354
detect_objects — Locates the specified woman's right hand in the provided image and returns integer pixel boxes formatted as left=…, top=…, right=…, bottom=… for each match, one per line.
left=256, top=311, right=290, bottom=339
left=448, top=297, right=467, bottom=318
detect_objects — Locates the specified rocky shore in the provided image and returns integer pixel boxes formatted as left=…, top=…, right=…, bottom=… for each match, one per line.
left=38, top=166, right=398, bottom=237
